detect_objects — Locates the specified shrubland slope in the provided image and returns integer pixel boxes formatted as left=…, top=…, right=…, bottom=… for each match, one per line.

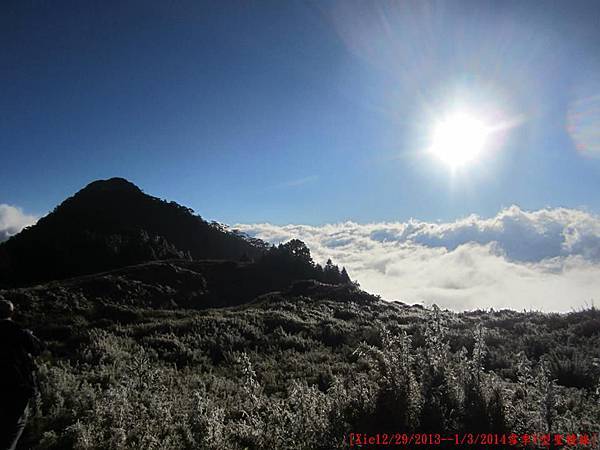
left=1, top=271, right=599, bottom=449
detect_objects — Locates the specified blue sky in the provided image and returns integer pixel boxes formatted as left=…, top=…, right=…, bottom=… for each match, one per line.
left=3, top=0, right=600, bottom=226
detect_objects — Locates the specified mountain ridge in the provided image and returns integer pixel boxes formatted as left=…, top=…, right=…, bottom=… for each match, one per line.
left=0, top=178, right=352, bottom=292
left=0, top=178, right=266, bottom=287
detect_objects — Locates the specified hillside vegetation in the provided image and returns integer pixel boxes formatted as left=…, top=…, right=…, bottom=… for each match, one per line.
left=3, top=272, right=599, bottom=449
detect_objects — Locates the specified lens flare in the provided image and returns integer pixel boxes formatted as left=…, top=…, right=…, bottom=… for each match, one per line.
left=567, top=92, right=600, bottom=157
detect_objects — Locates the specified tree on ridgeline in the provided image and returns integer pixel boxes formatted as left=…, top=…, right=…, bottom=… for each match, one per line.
left=279, top=239, right=313, bottom=265
left=324, top=258, right=341, bottom=284
left=340, top=267, right=351, bottom=284
left=258, top=241, right=351, bottom=287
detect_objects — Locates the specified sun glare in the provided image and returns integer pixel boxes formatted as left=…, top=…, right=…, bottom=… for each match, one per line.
left=429, top=112, right=491, bottom=168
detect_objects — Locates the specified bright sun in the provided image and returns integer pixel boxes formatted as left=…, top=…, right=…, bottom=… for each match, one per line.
left=429, top=112, right=491, bottom=168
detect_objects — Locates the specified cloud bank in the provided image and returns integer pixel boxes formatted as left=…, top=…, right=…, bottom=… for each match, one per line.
left=0, top=204, right=37, bottom=242
left=236, top=206, right=600, bottom=312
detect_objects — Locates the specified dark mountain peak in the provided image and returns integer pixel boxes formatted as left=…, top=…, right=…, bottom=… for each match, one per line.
left=56, top=178, right=146, bottom=212
left=0, top=178, right=266, bottom=287
left=0, top=178, right=351, bottom=291
left=79, top=177, right=143, bottom=196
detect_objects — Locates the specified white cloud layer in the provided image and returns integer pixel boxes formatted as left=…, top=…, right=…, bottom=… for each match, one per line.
left=236, top=206, right=600, bottom=312
left=0, top=204, right=37, bottom=242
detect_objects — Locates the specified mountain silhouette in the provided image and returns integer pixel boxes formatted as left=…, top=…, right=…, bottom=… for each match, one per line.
left=0, top=178, right=267, bottom=287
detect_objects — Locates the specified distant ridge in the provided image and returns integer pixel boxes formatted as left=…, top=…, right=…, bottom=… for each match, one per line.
left=0, top=178, right=266, bottom=286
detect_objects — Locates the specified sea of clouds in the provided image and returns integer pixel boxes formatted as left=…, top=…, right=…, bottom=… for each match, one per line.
left=2, top=203, right=599, bottom=312
left=236, top=206, right=600, bottom=312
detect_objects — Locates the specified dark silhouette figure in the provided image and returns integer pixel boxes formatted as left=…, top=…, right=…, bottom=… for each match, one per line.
left=0, top=299, right=41, bottom=450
